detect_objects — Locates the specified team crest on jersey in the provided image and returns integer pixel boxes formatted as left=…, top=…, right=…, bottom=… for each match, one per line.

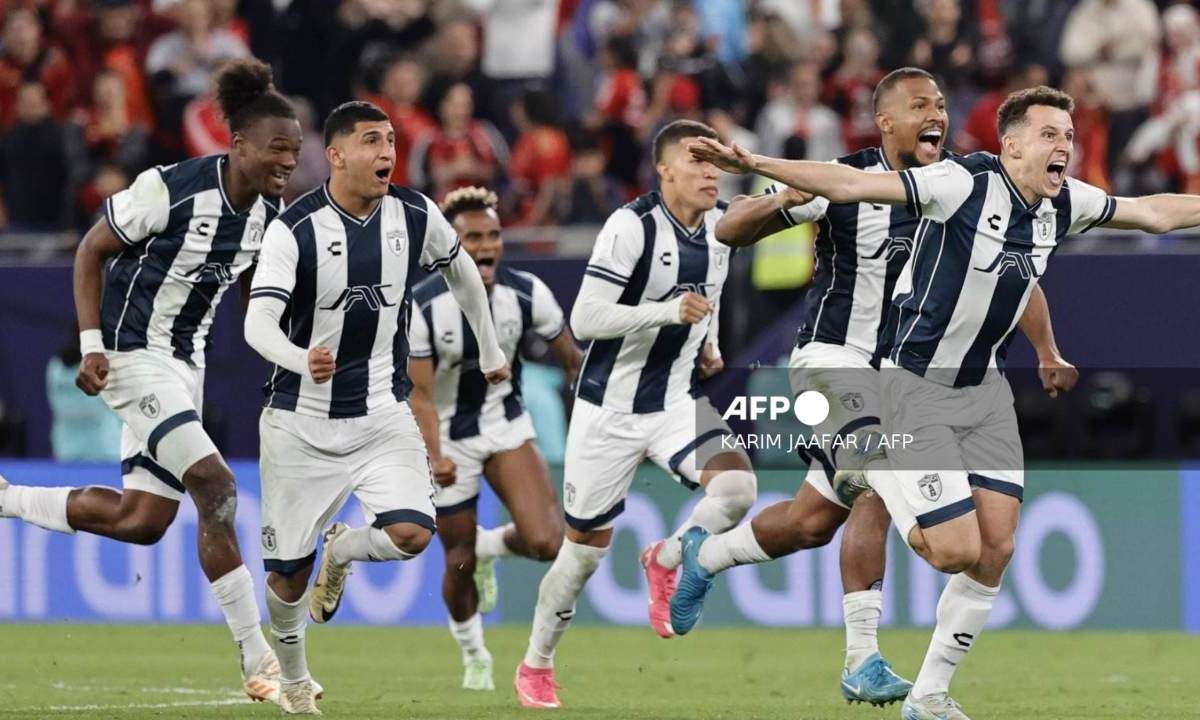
left=246, top=219, right=264, bottom=247
left=840, top=392, right=864, bottom=412
left=387, top=228, right=407, bottom=256
left=1037, top=217, right=1052, bottom=239
left=918, top=473, right=942, bottom=501
left=138, top=393, right=160, bottom=419
left=501, top=318, right=521, bottom=339
left=714, top=251, right=727, bottom=269
left=261, top=525, right=276, bottom=552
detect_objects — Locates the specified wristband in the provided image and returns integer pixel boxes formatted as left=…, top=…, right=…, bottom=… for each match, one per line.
left=79, top=329, right=105, bottom=356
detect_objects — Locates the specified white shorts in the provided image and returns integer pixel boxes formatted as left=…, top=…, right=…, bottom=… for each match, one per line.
left=258, top=402, right=437, bottom=573
left=101, top=350, right=219, bottom=501
left=878, top=359, right=1025, bottom=539
left=434, top=412, right=537, bottom=513
left=563, top=396, right=740, bottom=531
left=789, top=342, right=885, bottom=511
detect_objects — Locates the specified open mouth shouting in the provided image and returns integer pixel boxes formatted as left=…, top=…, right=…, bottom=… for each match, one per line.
left=917, top=126, right=945, bottom=157
left=1046, top=158, right=1067, bottom=188
left=374, top=165, right=393, bottom=186
left=474, top=253, right=497, bottom=283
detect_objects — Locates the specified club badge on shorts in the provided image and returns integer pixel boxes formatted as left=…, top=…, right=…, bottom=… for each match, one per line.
left=918, top=473, right=942, bottom=501
left=262, top=525, right=277, bottom=552
left=139, top=393, right=160, bottom=419
left=840, top=392, right=865, bottom=412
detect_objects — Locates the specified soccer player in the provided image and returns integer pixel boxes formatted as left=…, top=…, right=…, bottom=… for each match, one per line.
left=0, top=60, right=300, bottom=702
left=686, top=85, right=1200, bottom=719
left=669, top=68, right=1071, bottom=707
left=407, top=186, right=581, bottom=692
left=243, top=101, right=510, bottom=714
left=513, top=120, right=758, bottom=709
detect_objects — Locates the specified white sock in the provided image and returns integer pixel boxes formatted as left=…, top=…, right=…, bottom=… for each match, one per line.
left=266, top=585, right=310, bottom=683
left=475, top=523, right=514, bottom=561
left=844, top=589, right=883, bottom=672
left=210, top=565, right=272, bottom=677
left=449, top=612, right=490, bottom=663
left=1, top=485, right=75, bottom=534
left=523, top=540, right=606, bottom=669
left=657, top=469, right=757, bottom=569
left=696, top=521, right=771, bottom=573
left=328, top=526, right=414, bottom=565
left=911, top=573, right=999, bottom=699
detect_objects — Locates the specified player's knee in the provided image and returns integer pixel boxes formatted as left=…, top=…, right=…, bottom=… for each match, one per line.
left=384, top=523, right=433, bottom=556
left=117, top=513, right=173, bottom=545
left=927, top=540, right=981, bottom=574
left=525, top=530, right=562, bottom=562
left=979, top=535, right=1014, bottom=574
left=184, top=458, right=238, bottom=526
left=705, top=469, right=758, bottom=521
left=443, top=543, right=476, bottom=577
left=795, top=513, right=838, bottom=549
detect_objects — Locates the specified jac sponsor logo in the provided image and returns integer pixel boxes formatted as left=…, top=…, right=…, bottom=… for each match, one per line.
left=861, top=235, right=914, bottom=262
left=974, top=250, right=1042, bottom=280
left=648, top=282, right=718, bottom=302
left=321, top=284, right=395, bottom=312
left=186, top=262, right=235, bottom=284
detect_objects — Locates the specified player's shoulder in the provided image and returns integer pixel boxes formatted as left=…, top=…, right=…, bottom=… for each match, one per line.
left=601, top=197, right=651, bottom=236
left=157, top=154, right=221, bottom=202
left=835, top=147, right=886, bottom=170
left=946, top=151, right=998, bottom=175
left=412, top=272, right=450, bottom=306
left=387, top=184, right=434, bottom=214
left=496, top=265, right=541, bottom=296
left=621, top=191, right=661, bottom=219
left=276, top=184, right=329, bottom=230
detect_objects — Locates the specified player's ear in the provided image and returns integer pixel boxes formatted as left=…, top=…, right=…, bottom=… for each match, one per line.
left=325, top=144, right=343, bottom=170
left=876, top=111, right=892, bottom=135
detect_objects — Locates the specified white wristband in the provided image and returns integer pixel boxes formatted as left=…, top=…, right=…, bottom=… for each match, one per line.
left=79, top=329, right=105, bottom=356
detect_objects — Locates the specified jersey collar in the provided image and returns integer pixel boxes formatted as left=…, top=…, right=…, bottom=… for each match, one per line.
left=323, top=183, right=383, bottom=226
left=654, top=191, right=706, bottom=243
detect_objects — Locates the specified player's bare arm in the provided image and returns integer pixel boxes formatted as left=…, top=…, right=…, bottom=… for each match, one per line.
left=714, top=188, right=813, bottom=248
left=686, top=137, right=908, bottom=205
left=1018, top=284, right=1078, bottom=398
left=1104, top=194, right=1200, bottom=234
left=548, top=327, right=583, bottom=392
left=437, top=247, right=511, bottom=384
left=72, top=218, right=127, bottom=395
left=407, top=357, right=456, bottom=487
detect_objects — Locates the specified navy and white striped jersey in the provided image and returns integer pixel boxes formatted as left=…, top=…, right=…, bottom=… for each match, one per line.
left=771, top=147, right=937, bottom=362
left=885, top=152, right=1116, bottom=387
left=409, top=266, right=564, bottom=440
left=250, top=184, right=461, bottom=418
left=101, top=155, right=280, bottom=367
left=576, top=192, right=731, bottom=414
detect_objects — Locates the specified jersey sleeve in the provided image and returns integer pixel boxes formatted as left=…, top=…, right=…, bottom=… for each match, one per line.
left=584, top=207, right=645, bottom=288
left=418, top=194, right=463, bottom=271
left=898, top=159, right=974, bottom=222
left=105, top=167, right=170, bottom=246
left=1065, top=176, right=1117, bottom=234
left=766, top=181, right=830, bottom=226
left=408, top=302, right=433, bottom=358
left=529, top=275, right=566, bottom=340
left=248, top=218, right=299, bottom=305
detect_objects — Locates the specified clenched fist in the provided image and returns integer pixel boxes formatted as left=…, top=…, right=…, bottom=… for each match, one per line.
left=75, top=352, right=110, bottom=395
left=678, top=292, right=711, bottom=324
left=308, top=346, right=336, bottom=384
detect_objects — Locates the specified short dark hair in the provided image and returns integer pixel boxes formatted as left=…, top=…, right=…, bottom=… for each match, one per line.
left=997, top=85, right=1074, bottom=137
left=652, top=119, right=719, bottom=163
left=214, top=59, right=295, bottom=133
left=440, top=186, right=499, bottom=224
left=323, top=100, right=390, bottom=146
left=872, top=67, right=937, bottom=112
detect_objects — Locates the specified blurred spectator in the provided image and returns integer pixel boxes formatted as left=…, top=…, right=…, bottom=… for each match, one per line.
left=910, top=0, right=975, bottom=97
left=590, top=34, right=646, bottom=191
left=955, top=64, right=1048, bottom=155
left=212, top=0, right=251, bottom=47
left=422, top=17, right=491, bottom=126
left=0, top=83, right=85, bottom=231
left=74, top=70, right=151, bottom=172
left=366, top=55, right=436, bottom=186
left=656, top=1, right=736, bottom=116
left=181, top=91, right=230, bottom=157
left=77, top=161, right=130, bottom=228
left=408, top=82, right=508, bottom=200
left=587, top=0, right=670, bottom=77
left=708, top=108, right=758, bottom=199
left=1004, top=0, right=1077, bottom=81
left=0, top=8, right=77, bottom=129
left=1061, top=68, right=1112, bottom=191
left=557, top=128, right=622, bottom=224
left=88, top=0, right=155, bottom=132
left=145, top=0, right=249, bottom=101
left=754, top=62, right=844, bottom=161
left=46, top=328, right=122, bottom=462
left=508, top=90, right=571, bottom=226
left=462, top=0, right=558, bottom=138
left=1160, top=3, right=1200, bottom=104
left=1060, top=0, right=1161, bottom=187
left=733, top=11, right=800, bottom=129
left=972, top=0, right=1013, bottom=91
left=282, top=97, right=330, bottom=203
left=695, top=0, right=747, bottom=64
left=825, top=28, right=884, bottom=152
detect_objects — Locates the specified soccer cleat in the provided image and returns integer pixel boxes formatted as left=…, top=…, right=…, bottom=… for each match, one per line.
left=279, top=679, right=322, bottom=715
left=243, top=651, right=282, bottom=704
left=0, top=473, right=13, bottom=517
left=514, top=662, right=561, bottom=708
left=901, top=693, right=972, bottom=720
left=668, top=527, right=714, bottom=636
left=639, top=540, right=677, bottom=638
left=832, top=469, right=873, bottom=507
left=475, top=553, right=499, bottom=614
left=840, top=652, right=912, bottom=706
left=310, top=523, right=353, bottom=624
left=463, top=655, right=495, bottom=691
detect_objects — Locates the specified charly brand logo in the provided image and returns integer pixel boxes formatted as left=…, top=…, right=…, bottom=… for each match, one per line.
left=138, top=393, right=160, bottom=418
left=919, top=473, right=942, bottom=501
left=321, top=284, right=395, bottom=312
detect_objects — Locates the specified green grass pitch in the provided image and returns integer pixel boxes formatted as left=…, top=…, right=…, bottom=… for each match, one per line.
left=0, top=624, right=1194, bottom=719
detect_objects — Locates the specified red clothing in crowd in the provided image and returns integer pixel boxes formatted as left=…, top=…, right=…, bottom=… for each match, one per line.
left=509, top=125, right=571, bottom=225
left=595, top=67, right=646, bottom=128
left=825, top=71, right=882, bottom=153
left=417, top=122, right=505, bottom=200
left=0, top=45, right=76, bottom=128
left=182, top=95, right=231, bottom=158
left=961, top=91, right=1005, bottom=155
left=364, top=94, right=437, bottom=186
left=1072, top=104, right=1111, bottom=191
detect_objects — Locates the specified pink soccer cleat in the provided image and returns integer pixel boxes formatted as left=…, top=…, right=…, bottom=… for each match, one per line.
left=640, top=540, right=677, bottom=638
left=514, top=663, right=561, bottom=709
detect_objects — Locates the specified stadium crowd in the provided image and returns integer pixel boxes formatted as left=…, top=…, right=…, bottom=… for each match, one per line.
left=0, top=0, right=1195, bottom=235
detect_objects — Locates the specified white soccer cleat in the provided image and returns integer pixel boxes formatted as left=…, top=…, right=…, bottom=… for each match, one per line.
left=310, top=523, right=353, bottom=624
left=0, top=473, right=14, bottom=518
left=244, top=651, right=282, bottom=704
left=901, top=692, right=972, bottom=720
left=279, top=679, right=322, bottom=715
left=462, top=655, right=495, bottom=691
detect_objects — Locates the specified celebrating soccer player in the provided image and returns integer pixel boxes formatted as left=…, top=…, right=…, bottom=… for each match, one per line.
left=684, top=84, right=1200, bottom=719
left=406, top=185, right=581, bottom=692
left=0, top=60, right=302, bottom=703
left=243, top=101, right=509, bottom=714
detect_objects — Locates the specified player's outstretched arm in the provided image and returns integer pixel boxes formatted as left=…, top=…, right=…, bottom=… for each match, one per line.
left=715, top=188, right=814, bottom=247
left=1105, top=194, right=1200, bottom=234
left=570, top=276, right=707, bottom=341
left=1018, top=284, right=1078, bottom=398
left=72, top=219, right=126, bottom=394
left=439, top=248, right=510, bottom=383
left=686, top=137, right=907, bottom=205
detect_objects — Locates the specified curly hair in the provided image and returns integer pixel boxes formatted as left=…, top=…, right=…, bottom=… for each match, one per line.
left=214, top=59, right=294, bottom=133
left=440, top=186, right=500, bottom=223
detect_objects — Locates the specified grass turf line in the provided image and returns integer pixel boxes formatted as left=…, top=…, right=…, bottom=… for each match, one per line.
left=0, top=624, right=1195, bottom=719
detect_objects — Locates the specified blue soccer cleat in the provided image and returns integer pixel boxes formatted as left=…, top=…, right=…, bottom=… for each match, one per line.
left=669, top=527, right=715, bottom=636
left=840, top=652, right=913, bottom=707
